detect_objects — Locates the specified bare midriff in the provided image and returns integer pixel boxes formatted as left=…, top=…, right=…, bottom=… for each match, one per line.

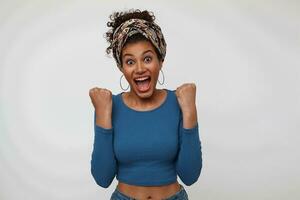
left=117, top=181, right=181, bottom=200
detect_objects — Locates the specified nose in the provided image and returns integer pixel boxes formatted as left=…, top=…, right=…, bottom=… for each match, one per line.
left=135, top=61, right=146, bottom=74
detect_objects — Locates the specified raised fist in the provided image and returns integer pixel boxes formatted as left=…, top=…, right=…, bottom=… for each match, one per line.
left=175, top=83, right=197, bottom=114
left=89, top=87, right=112, bottom=117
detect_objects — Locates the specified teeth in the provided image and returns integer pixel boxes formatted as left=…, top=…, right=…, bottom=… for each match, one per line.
left=135, top=76, right=150, bottom=81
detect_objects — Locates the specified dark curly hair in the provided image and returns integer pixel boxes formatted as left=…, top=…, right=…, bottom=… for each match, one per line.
left=104, top=9, right=163, bottom=66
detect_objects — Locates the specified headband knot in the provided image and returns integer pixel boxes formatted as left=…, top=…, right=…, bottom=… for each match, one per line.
left=111, top=18, right=167, bottom=69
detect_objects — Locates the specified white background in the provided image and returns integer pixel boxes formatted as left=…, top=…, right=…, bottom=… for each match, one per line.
left=0, top=0, right=299, bottom=199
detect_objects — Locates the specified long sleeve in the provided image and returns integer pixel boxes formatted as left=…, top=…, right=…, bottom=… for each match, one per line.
left=175, top=110, right=202, bottom=186
left=90, top=111, right=117, bottom=188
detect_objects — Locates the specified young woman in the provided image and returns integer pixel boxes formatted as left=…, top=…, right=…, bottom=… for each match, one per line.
left=89, top=9, right=202, bottom=200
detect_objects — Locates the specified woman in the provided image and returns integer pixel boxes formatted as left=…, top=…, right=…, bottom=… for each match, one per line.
left=89, top=9, right=202, bottom=200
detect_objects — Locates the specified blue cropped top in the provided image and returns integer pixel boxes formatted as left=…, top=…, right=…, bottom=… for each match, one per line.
left=90, top=89, right=202, bottom=188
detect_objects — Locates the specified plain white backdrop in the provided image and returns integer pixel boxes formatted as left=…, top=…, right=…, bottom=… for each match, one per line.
left=0, top=0, right=299, bottom=199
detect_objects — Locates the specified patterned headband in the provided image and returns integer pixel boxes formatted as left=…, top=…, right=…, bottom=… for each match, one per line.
left=111, top=18, right=167, bottom=69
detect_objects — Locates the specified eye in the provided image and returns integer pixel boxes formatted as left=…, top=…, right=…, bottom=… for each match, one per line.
left=126, top=59, right=134, bottom=65
left=144, top=56, right=152, bottom=63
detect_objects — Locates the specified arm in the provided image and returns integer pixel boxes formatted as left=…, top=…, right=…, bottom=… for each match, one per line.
left=90, top=111, right=117, bottom=188
left=175, top=83, right=203, bottom=186
left=175, top=109, right=202, bottom=186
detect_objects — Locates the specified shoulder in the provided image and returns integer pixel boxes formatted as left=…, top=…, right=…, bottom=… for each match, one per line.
left=113, top=91, right=123, bottom=96
left=164, top=88, right=180, bottom=109
left=111, top=91, right=124, bottom=109
left=166, top=88, right=176, bottom=95
left=165, top=88, right=177, bottom=100
left=167, top=88, right=181, bottom=108
left=111, top=91, right=123, bottom=99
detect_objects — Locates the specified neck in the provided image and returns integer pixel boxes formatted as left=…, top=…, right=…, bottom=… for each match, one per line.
left=127, top=88, right=161, bottom=107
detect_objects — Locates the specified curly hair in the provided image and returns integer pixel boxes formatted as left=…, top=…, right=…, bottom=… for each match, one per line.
left=104, top=9, right=163, bottom=66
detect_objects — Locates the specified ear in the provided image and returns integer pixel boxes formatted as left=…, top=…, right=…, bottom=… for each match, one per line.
left=159, top=59, right=164, bottom=70
left=119, top=66, right=124, bottom=73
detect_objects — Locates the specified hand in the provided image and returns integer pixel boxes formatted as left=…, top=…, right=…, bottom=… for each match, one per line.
left=175, top=83, right=197, bottom=113
left=89, top=87, right=113, bottom=128
left=175, top=83, right=198, bottom=128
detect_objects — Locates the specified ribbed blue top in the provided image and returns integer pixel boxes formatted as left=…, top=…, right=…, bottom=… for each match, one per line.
left=90, top=89, right=202, bottom=188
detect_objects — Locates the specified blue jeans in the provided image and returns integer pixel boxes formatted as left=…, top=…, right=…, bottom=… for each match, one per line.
left=110, top=184, right=189, bottom=200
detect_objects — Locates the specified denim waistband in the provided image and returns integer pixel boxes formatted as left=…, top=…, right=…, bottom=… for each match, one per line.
left=110, top=184, right=188, bottom=200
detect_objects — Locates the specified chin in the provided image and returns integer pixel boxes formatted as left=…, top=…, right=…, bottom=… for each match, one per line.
left=134, top=86, right=154, bottom=99
left=132, top=81, right=155, bottom=99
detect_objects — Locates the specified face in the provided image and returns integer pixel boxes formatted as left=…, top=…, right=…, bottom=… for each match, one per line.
left=120, top=40, right=163, bottom=99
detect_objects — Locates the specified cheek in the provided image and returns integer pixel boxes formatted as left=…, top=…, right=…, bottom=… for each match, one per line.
left=123, top=70, right=136, bottom=86
left=122, top=70, right=131, bottom=82
left=150, top=65, right=161, bottom=79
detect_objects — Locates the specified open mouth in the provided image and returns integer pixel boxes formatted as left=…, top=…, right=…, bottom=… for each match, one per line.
left=134, top=76, right=151, bottom=92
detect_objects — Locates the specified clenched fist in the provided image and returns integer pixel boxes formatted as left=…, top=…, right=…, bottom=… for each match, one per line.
left=175, top=83, right=197, bottom=113
left=175, top=83, right=198, bottom=129
left=89, top=87, right=113, bottom=129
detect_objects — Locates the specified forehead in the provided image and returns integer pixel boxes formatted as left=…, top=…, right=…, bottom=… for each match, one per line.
left=122, top=40, right=155, bottom=57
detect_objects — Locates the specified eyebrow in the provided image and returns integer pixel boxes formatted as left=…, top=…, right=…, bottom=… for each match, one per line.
left=123, top=50, right=153, bottom=58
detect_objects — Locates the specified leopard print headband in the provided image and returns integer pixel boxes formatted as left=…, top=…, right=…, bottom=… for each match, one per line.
left=111, top=18, right=167, bottom=69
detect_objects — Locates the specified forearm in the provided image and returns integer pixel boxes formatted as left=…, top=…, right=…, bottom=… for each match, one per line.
left=91, top=111, right=117, bottom=188
left=175, top=103, right=202, bottom=186
left=95, top=109, right=112, bottom=129
left=176, top=120, right=202, bottom=186
left=182, top=105, right=198, bottom=129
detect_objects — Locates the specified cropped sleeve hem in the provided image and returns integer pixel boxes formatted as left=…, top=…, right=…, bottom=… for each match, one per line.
left=181, top=122, right=199, bottom=133
left=95, top=124, right=114, bottom=134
